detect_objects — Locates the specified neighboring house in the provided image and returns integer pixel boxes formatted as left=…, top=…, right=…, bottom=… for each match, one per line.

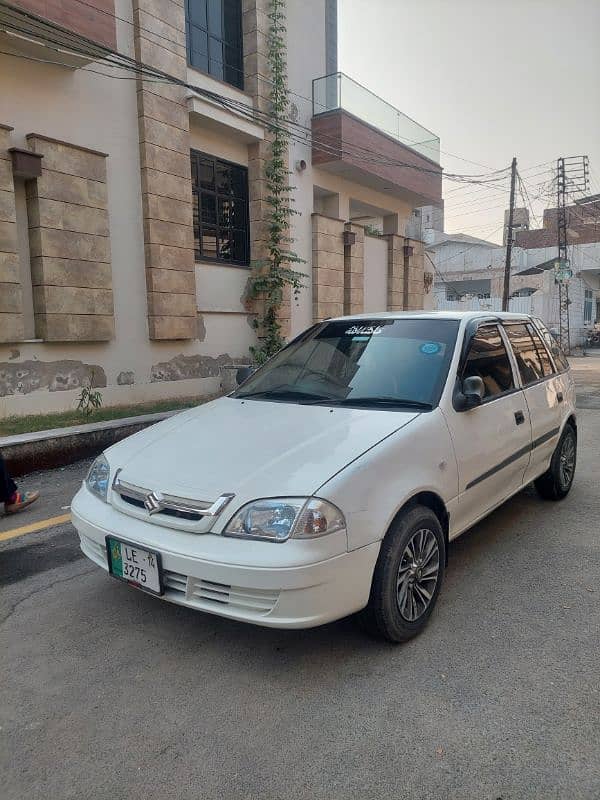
left=429, top=199, right=600, bottom=346
left=0, top=0, right=441, bottom=415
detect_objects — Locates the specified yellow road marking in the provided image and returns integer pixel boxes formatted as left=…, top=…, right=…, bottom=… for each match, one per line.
left=0, top=513, right=71, bottom=542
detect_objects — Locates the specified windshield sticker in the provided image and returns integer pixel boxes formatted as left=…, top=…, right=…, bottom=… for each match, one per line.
left=420, top=341, right=442, bottom=354
left=345, top=325, right=383, bottom=336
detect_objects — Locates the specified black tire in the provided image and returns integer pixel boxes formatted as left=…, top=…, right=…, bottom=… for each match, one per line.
left=357, top=505, right=446, bottom=643
left=534, top=423, right=577, bottom=501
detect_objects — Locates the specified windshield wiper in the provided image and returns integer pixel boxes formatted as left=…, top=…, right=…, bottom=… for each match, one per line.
left=306, top=396, right=432, bottom=410
left=236, top=389, right=330, bottom=403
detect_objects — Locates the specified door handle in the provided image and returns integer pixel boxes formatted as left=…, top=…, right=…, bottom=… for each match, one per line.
left=514, top=410, right=525, bottom=425
left=557, top=392, right=564, bottom=403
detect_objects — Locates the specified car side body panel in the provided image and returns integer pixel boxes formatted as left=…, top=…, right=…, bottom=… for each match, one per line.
left=318, top=409, right=458, bottom=551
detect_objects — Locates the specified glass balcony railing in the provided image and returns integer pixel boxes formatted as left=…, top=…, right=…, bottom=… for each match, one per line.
left=312, top=72, right=440, bottom=165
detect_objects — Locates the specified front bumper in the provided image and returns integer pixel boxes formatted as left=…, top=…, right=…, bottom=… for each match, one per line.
left=71, top=486, right=380, bottom=629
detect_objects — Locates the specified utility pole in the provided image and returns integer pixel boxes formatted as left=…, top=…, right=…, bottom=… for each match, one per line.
left=555, top=155, right=589, bottom=353
left=502, top=157, right=518, bottom=311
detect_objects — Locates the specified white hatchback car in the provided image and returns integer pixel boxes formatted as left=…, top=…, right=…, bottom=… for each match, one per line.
left=72, top=312, right=576, bottom=642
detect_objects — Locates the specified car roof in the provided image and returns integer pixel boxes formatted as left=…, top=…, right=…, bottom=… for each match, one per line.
left=328, top=310, right=533, bottom=323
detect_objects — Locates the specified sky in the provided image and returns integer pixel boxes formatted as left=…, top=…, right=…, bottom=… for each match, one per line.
left=338, top=0, right=600, bottom=243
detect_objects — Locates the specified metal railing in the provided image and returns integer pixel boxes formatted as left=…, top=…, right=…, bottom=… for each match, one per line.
left=312, top=72, right=440, bottom=164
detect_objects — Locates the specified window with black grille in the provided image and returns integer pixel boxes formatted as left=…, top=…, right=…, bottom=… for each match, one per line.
left=191, top=150, right=250, bottom=266
left=185, top=0, right=244, bottom=89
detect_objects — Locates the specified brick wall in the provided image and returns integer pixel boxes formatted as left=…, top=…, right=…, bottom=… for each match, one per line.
left=13, top=0, right=117, bottom=50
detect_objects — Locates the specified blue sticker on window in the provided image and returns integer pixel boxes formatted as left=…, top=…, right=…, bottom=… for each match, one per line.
left=420, top=342, right=441, bottom=354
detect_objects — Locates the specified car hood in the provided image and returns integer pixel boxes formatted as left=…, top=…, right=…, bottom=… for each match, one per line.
left=108, top=396, right=419, bottom=503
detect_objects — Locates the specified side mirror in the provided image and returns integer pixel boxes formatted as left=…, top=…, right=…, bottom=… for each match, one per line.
left=236, top=366, right=255, bottom=386
left=454, top=375, right=485, bottom=411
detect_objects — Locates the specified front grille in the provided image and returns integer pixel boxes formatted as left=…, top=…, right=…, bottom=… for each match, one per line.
left=110, top=472, right=234, bottom=533
left=119, top=493, right=204, bottom=522
left=162, top=570, right=279, bottom=616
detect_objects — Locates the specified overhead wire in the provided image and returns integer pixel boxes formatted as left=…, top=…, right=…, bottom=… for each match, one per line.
left=0, top=0, right=515, bottom=186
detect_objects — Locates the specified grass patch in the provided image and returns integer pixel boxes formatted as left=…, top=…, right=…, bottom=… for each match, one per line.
left=0, top=396, right=208, bottom=437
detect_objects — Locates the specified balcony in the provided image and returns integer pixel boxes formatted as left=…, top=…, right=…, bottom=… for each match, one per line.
left=312, top=72, right=442, bottom=206
left=0, top=1, right=116, bottom=66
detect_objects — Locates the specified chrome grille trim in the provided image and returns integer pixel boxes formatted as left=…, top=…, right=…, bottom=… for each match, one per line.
left=111, top=470, right=234, bottom=520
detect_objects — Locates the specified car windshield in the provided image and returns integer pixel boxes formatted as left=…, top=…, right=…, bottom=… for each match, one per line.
left=234, top=318, right=460, bottom=409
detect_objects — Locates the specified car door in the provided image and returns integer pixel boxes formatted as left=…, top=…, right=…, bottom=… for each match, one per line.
left=503, top=320, right=567, bottom=483
left=442, top=322, right=532, bottom=535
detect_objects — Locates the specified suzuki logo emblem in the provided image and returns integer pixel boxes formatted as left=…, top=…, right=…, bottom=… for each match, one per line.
left=144, top=491, right=163, bottom=515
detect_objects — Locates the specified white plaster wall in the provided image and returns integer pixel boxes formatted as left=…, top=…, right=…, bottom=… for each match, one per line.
left=0, top=6, right=253, bottom=417
left=363, top=234, right=387, bottom=313
left=189, top=119, right=249, bottom=166
left=286, top=0, right=327, bottom=336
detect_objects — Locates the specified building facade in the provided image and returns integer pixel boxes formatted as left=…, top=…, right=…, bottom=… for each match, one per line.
left=430, top=199, right=600, bottom=346
left=0, top=0, right=441, bottom=416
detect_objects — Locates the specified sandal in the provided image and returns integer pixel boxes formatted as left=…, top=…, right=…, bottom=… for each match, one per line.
left=5, top=490, right=40, bottom=515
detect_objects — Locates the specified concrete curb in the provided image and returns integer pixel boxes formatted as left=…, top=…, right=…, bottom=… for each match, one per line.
left=1, top=410, right=181, bottom=477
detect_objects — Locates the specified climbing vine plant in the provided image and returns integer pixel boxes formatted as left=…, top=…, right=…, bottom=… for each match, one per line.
left=247, top=0, right=305, bottom=365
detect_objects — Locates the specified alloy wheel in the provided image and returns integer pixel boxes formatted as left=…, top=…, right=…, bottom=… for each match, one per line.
left=396, top=528, right=440, bottom=622
left=559, top=433, right=576, bottom=490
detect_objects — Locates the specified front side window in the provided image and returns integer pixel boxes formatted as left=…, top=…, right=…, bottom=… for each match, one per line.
left=234, top=318, right=460, bottom=409
left=186, top=0, right=243, bottom=89
left=191, top=150, right=249, bottom=265
left=504, top=323, right=553, bottom=385
left=461, top=325, right=515, bottom=399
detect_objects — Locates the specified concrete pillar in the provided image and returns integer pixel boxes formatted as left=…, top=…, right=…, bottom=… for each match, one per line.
left=133, top=0, right=196, bottom=340
left=0, top=123, right=24, bottom=343
left=385, top=234, right=404, bottom=311
left=344, top=222, right=364, bottom=315
left=312, top=213, right=345, bottom=321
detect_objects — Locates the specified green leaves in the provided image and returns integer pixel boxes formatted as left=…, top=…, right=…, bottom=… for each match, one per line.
left=76, top=370, right=103, bottom=417
left=248, top=0, right=306, bottom=365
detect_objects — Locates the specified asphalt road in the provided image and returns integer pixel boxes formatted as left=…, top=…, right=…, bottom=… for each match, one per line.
left=1, top=414, right=599, bottom=800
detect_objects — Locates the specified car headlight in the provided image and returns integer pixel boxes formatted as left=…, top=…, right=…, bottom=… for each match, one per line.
left=223, top=497, right=345, bottom=542
left=85, top=454, right=110, bottom=502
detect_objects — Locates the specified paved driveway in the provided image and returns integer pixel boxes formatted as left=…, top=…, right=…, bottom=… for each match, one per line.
left=1, top=412, right=599, bottom=800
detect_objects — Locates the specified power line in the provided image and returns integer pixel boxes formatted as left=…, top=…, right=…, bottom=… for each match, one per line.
left=0, top=5, right=514, bottom=189
left=0, top=0, right=511, bottom=177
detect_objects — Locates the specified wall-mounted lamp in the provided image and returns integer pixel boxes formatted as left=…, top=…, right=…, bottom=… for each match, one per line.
left=343, top=230, right=357, bottom=247
left=403, top=244, right=414, bottom=257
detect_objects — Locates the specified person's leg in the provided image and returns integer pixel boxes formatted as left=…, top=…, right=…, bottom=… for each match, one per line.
left=0, top=453, right=39, bottom=514
left=0, top=453, right=18, bottom=503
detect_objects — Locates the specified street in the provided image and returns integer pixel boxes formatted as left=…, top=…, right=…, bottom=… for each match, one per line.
left=1, top=412, right=599, bottom=800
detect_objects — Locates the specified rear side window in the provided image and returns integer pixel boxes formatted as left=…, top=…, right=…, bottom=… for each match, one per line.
left=504, top=323, right=551, bottom=385
left=527, top=324, right=555, bottom=376
left=533, top=318, right=570, bottom=372
left=462, top=325, right=515, bottom=399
